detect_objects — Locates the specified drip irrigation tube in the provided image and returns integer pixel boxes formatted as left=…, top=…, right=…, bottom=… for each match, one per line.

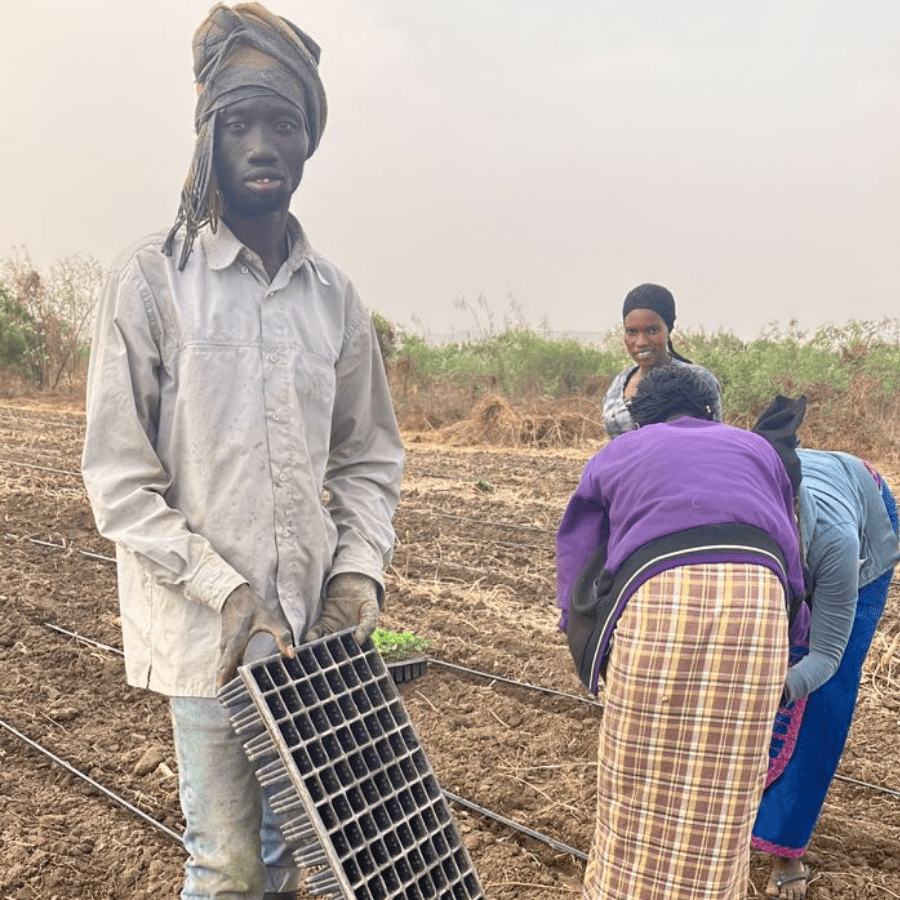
left=8, top=503, right=900, bottom=591
left=426, top=657, right=603, bottom=710
left=0, top=716, right=182, bottom=843
left=417, top=510, right=551, bottom=534
left=4, top=533, right=116, bottom=564
left=0, top=708, right=587, bottom=865
left=43, top=620, right=600, bottom=711
left=0, top=405, right=84, bottom=422
left=38, top=620, right=900, bottom=802
left=444, top=790, right=586, bottom=861
left=44, top=622, right=123, bottom=655
left=3, top=703, right=896, bottom=874
left=26, top=537, right=116, bottom=563
left=834, top=773, right=900, bottom=799
left=0, top=458, right=82, bottom=477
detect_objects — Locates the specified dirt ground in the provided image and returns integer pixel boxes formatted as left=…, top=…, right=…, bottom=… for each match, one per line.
left=1, top=397, right=899, bottom=899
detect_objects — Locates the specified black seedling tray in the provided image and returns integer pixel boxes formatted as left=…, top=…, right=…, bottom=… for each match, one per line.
left=218, top=630, right=483, bottom=900
left=386, top=658, right=429, bottom=686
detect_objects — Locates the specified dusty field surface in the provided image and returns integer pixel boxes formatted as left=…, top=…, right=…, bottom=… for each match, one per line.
left=1, top=397, right=899, bottom=899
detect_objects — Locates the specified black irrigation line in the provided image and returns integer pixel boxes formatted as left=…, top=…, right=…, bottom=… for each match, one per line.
left=0, top=715, right=182, bottom=843
left=43, top=620, right=600, bottom=710
left=23, top=621, right=591, bottom=863
left=0, top=405, right=85, bottom=424
left=38, top=620, right=900, bottom=808
left=0, top=455, right=560, bottom=538
left=417, top=510, right=551, bottom=535
left=15, top=531, right=554, bottom=593
left=833, top=773, right=900, bottom=799
left=43, top=621, right=602, bottom=712
left=44, top=622, right=124, bottom=654
left=2, top=453, right=900, bottom=582
left=425, top=657, right=602, bottom=710
left=0, top=709, right=589, bottom=864
left=0, top=458, right=85, bottom=477
left=21, top=522, right=900, bottom=722
left=461, top=537, right=555, bottom=555
left=6, top=534, right=116, bottom=564
left=7, top=453, right=900, bottom=805
left=0, top=441, right=79, bottom=460
left=443, top=791, right=586, bottom=862
left=13, top=517, right=900, bottom=589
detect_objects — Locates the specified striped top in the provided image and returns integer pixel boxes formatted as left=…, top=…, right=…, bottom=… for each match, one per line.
left=602, top=357, right=723, bottom=439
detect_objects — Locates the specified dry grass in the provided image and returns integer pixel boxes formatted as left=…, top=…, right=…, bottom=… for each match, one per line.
left=435, top=395, right=607, bottom=450
left=394, top=373, right=900, bottom=461
left=3, top=366, right=899, bottom=462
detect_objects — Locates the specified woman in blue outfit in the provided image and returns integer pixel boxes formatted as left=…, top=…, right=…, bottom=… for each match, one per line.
left=753, top=447, right=900, bottom=899
left=602, top=283, right=723, bottom=438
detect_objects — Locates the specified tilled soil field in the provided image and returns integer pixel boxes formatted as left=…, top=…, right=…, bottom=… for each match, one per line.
left=1, top=397, right=899, bottom=899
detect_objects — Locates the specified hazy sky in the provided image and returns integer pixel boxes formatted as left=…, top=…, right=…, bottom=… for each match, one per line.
left=1, top=1, right=897, bottom=340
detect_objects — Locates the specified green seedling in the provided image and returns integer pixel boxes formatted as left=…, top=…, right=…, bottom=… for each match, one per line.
left=372, top=628, right=432, bottom=662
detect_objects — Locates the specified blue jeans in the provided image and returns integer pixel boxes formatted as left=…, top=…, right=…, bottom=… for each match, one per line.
left=752, top=479, right=899, bottom=855
left=170, top=697, right=298, bottom=899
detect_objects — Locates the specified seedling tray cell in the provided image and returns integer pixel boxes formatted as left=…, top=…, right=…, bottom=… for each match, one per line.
left=218, top=629, right=484, bottom=900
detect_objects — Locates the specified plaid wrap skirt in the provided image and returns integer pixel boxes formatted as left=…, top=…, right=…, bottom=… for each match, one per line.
left=582, top=562, right=789, bottom=900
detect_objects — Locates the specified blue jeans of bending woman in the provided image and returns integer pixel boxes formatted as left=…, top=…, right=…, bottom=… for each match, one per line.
left=751, top=480, right=898, bottom=856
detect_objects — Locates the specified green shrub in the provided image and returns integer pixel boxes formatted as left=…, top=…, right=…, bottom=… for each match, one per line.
left=380, top=311, right=900, bottom=457
left=393, top=327, right=622, bottom=399
left=0, top=286, right=43, bottom=382
left=371, top=311, right=401, bottom=361
left=679, top=320, right=900, bottom=419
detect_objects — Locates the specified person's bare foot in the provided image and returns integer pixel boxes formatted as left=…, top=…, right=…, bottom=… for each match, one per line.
left=765, top=855, right=810, bottom=900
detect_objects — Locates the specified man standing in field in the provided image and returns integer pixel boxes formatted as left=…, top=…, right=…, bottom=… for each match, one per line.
left=81, top=4, right=403, bottom=897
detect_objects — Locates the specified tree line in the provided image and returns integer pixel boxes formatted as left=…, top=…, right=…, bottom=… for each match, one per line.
left=0, top=249, right=104, bottom=390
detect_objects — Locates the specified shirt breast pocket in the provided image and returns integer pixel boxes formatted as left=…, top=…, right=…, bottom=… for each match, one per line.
left=291, top=349, right=337, bottom=415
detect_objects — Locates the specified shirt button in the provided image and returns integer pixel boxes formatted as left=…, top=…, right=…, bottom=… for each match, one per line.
left=241, top=265, right=249, bottom=274
left=272, top=412, right=280, bottom=421
left=279, top=473, right=287, bottom=482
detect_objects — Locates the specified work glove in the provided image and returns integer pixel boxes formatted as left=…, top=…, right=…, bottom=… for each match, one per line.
left=305, top=572, right=381, bottom=645
left=216, top=584, right=295, bottom=690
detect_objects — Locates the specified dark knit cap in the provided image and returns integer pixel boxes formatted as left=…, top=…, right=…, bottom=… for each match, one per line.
left=622, top=283, right=676, bottom=331
left=629, top=364, right=718, bottom=427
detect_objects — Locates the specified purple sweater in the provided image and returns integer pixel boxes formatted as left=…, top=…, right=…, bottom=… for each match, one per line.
left=556, top=418, right=805, bottom=627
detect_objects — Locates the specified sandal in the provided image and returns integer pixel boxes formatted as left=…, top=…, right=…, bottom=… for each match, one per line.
left=766, top=863, right=810, bottom=899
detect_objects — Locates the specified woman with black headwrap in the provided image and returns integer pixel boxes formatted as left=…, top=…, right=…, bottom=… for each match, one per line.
left=558, top=364, right=803, bottom=900
left=602, top=283, right=724, bottom=438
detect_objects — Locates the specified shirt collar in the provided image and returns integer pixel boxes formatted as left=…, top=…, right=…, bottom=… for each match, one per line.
left=199, top=214, right=315, bottom=274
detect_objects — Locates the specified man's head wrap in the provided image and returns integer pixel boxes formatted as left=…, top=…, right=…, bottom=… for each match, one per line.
left=163, top=2, right=328, bottom=269
left=621, top=283, right=693, bottom=364
left=751, top=394, right=807, bottom=495
left=629, top=363, right=718, bottom=427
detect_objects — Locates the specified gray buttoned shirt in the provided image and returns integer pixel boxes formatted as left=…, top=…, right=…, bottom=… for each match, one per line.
left=82, top=218, right=404, bottom=696
left=784, top=449, right=900, bottom=700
